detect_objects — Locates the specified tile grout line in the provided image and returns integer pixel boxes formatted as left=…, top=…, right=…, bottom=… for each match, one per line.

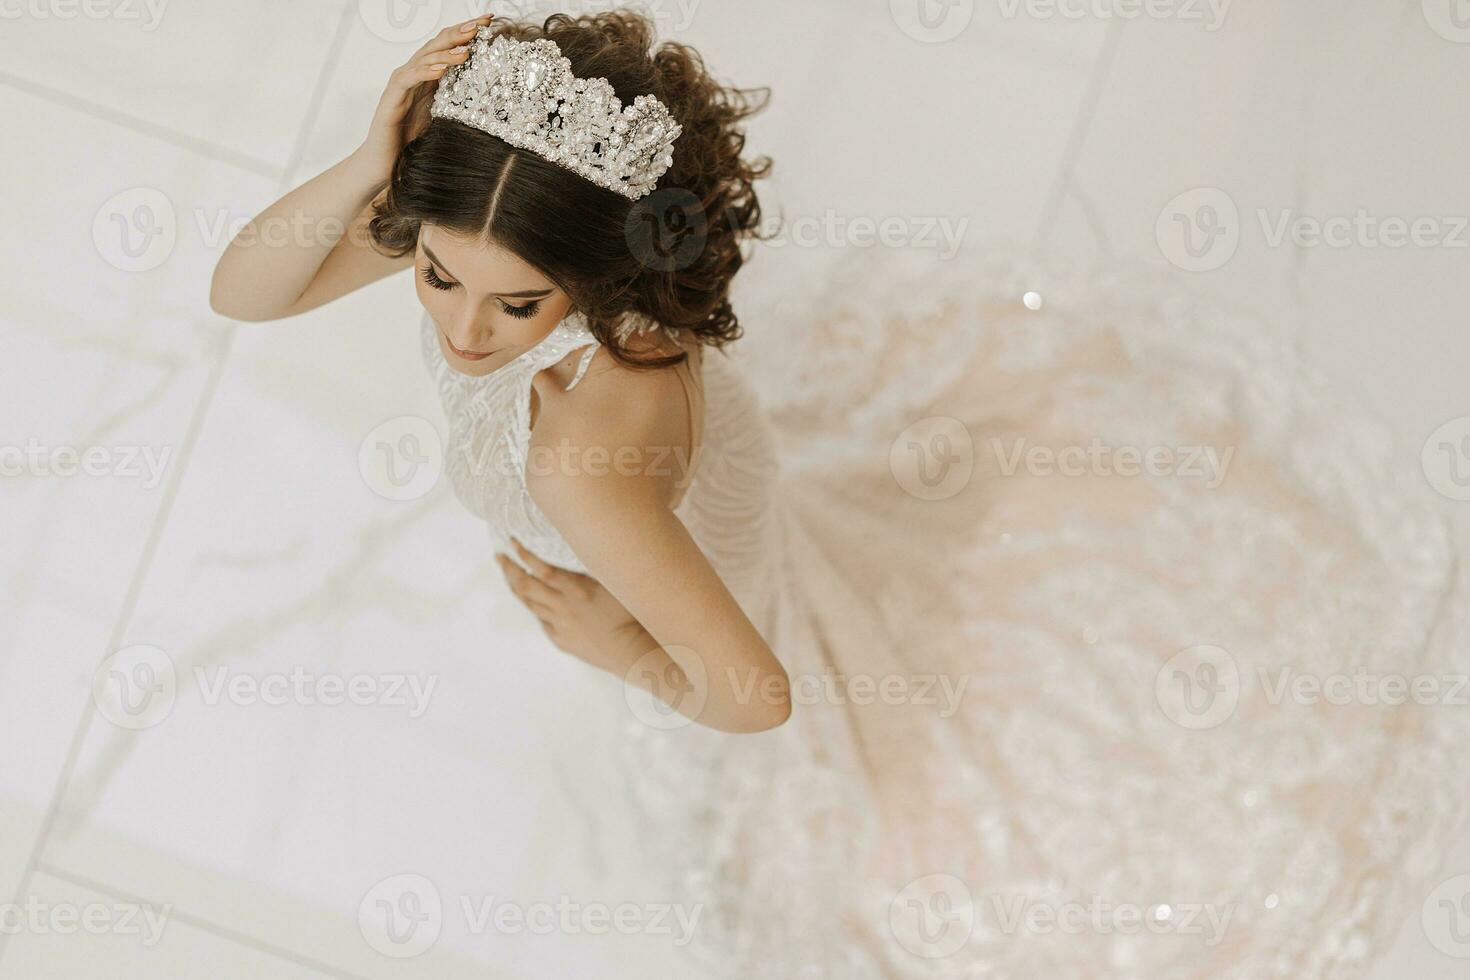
left=34, top=861, right=373, bottom=980
left=0, top=70, right=283, bottom=181
left=1031, top=19, right=1124, bottom=249
left=0, top=2, right=361, bottom=973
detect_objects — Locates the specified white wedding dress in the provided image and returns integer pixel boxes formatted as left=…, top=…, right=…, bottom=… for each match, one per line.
left=422, top=243, right=1470, bottom=979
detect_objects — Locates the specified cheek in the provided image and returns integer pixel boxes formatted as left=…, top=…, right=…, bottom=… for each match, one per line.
left=499, top=313, right=557, bottom=350
left=536, top=296, right=574, bottom=329
left=414, top=274, right=447, bottom=306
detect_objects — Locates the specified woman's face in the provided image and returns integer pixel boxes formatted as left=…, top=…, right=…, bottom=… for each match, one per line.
left=415, top=223, right=575, bottom=378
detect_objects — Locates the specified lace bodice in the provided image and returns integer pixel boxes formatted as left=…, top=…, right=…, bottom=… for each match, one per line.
left=420, top=310, right=782, bottom=624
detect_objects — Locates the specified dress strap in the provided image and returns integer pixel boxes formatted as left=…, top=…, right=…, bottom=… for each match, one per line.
left=566, top=344, right=599, bottom=391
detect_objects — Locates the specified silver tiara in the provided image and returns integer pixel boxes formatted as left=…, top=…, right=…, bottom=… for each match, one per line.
left=430, top=28, right=681, bottom=201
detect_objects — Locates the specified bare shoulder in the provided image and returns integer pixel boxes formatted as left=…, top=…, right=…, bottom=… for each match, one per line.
left=539, top=343, right=690, bottom=442
left=525, top=343, right=693, bottom=515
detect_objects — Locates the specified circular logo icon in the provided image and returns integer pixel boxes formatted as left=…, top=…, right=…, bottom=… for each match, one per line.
left=358, top=873, right=443, bottom=958
left=93, top=188, right=177, bottom=273
left=623, top=644, right=708, bottom=730
left=624, top=187, right=708, bottom=273
left=1156, top=187, right=1240, bottom=272
left=1155, top=644, right=1240, bottom=730
left=890, top=0, right=976, bottom=43
left=890, top=416, right=974, bottom=501
left=357, top=0, right=445, bottom=44
left=359, top=415, right=444, bottom=501
left=1423, top=0, right=1470, bottom=43
left=93, top=645, right=177, bottom=730
left=889, top=873, right=974, bottom=959
left=1422, top=873, right=1470, bottom=958
left=1422, top=416, right=1470, bottom=502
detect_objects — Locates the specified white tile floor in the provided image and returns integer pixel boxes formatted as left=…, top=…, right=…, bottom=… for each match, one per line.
left=2, top=1, right=1468, bottom=977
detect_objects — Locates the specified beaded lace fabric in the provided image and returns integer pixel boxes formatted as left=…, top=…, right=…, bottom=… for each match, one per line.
left=422, top=244, right=1470, bottom=979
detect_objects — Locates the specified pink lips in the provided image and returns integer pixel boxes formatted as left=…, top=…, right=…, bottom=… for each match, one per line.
left=442, top=332, right=496, bottom=361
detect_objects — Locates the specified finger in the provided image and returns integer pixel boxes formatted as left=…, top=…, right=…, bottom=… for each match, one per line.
left=388, top=59, right=451, bottom=94
left=500, top=575, right=554, bottom=619
left=498, top=555, right=562, bottom=607
left=413, top=39, right=474, bottom=72
left=402, top=61, right=453, bottom=86
left=512, top=540, right=566, bottom=591
left=412, top=14, right=492, bottom=61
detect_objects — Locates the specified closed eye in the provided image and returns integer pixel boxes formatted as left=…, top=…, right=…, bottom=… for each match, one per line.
left=420, top=264, right=456, bottom=292
left=499, top=300, right=541, bottom=319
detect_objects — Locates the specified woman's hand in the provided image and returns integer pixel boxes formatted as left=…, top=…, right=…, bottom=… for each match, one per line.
left=354, top=14, right=491, bottom=182
left=497, top=540, right=647, bottom=665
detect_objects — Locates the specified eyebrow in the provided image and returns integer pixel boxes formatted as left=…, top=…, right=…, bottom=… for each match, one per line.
left=421, top=242, right=556, bottom=298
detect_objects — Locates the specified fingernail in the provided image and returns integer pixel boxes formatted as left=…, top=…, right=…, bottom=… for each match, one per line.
left=429, top=63, right=447, bottom=71
left=450, top=45, right=467, bottom=54
left=461, top=22, right=477, bottom=32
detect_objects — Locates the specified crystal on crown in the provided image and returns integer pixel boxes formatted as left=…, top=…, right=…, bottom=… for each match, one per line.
left=430, top=27, right=681, bottom=201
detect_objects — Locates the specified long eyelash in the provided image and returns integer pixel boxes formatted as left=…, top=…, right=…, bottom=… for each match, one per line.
left=500, top=300, right=541, bottom=320
left=420, top=265, right=455, bottom=291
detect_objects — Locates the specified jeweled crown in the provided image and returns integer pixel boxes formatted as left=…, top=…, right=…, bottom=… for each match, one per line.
left=430, top=27, right=681, bottom=201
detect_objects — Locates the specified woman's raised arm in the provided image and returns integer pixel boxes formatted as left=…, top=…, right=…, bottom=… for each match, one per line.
left=208, top=15, right=492, bottom=321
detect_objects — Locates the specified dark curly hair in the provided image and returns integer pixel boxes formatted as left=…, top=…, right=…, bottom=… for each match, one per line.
left=368, top=10, right=774, bottom=369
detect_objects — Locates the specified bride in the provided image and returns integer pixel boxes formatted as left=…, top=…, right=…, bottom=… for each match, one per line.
left=210, top=10, right=1470, bottom=979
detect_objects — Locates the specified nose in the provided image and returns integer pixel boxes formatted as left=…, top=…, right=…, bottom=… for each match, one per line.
left=445, top=306, right=491, bottom=351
